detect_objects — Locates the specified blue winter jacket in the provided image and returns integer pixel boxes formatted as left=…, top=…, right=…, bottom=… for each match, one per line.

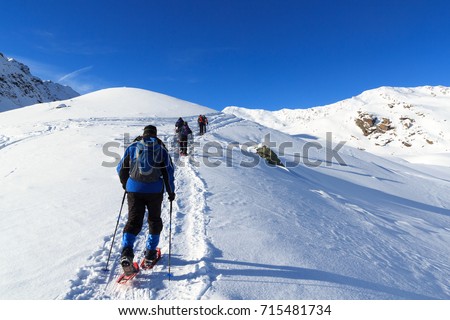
left=117, top=136, right=175, bottom=194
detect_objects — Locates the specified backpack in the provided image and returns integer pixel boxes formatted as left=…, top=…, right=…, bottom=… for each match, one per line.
left=180, top=124, right=191, bottom=136
left=129, top=140, right=162, bottom=183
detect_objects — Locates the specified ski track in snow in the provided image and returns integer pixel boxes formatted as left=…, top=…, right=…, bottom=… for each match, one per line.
left=61, top=117, right=215, bottom=300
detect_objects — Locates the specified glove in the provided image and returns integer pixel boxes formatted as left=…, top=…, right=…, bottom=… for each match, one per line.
left=121, top=179, right=128, bottom=190
left=168, top=192, right=176, bottom=202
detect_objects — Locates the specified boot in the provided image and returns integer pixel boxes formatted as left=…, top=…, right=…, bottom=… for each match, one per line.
left=120, top=247, right=137, bottom=275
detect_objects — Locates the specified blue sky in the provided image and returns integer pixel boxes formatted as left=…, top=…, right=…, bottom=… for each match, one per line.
left=2, top=0, right=450, bottom=110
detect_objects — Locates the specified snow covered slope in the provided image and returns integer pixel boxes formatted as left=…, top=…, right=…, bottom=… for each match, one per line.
left=224, top=86, right=450, bottom=166
left=0, top=88, right=449, bottom=300
left=0, top=53, right=79, bottom=112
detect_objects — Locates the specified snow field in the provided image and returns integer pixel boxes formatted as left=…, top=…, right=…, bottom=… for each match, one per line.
left=0, top=88, right=449, bottom=300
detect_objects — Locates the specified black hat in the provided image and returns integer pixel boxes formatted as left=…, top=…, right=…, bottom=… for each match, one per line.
left=143, top=125, right=157, bottom=137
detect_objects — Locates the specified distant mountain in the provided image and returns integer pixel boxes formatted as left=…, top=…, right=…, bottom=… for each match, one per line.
left=0, top=53, right=79, bottom=112
left=224, top=86, right=450, bottom=165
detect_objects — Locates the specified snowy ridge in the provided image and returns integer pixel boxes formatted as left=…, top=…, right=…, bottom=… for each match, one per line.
left=224, top=86, right=450, bottom=166
left=0, top=53, right=79, bottom=112
left=0, top=88, right=449, bottom=299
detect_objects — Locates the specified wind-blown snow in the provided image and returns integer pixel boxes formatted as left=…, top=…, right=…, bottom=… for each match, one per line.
left=0, top=88, right=449, bottom=300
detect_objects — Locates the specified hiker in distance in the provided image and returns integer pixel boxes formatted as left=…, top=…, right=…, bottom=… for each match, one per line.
left=178, top=121, right=192, bottom=156
left=197, top=114, right=208, bottom=135
left=117, top=125, right=175, bottom=274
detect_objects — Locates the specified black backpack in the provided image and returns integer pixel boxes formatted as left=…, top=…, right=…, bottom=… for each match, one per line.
left=129, top=140, right=163, bottom=183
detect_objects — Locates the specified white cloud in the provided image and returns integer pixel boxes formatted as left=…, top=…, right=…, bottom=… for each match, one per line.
left=58, top=66, right=93, bottom=82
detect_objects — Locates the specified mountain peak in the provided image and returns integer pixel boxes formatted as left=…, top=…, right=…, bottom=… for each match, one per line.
left=0, top=53, right=80, bottom=112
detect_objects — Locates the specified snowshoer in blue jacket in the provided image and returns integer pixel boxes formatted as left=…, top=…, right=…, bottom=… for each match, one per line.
left=117, top=125, right=175, bottom=273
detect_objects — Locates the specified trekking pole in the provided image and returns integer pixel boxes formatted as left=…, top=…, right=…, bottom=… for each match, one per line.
left=167, top=200, right=173, bottom=280
left=104, top=191, right=127, bottom=271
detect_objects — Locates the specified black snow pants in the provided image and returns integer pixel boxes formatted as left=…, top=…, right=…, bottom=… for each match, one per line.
left=123, top=192, right=163, bottom=236
left=179, top=134, right=188, bottom=154
left=199, top=123, right=205, bottom=135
